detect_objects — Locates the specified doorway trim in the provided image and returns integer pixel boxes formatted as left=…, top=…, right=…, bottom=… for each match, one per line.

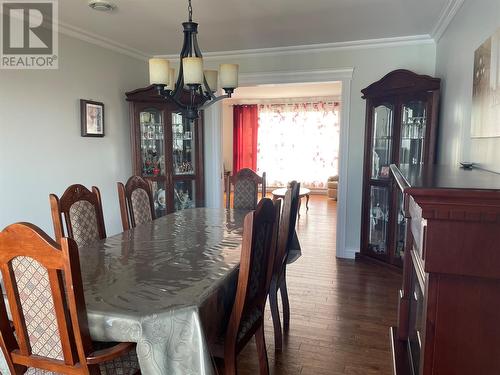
left=206, top=67, right=354, bottom=259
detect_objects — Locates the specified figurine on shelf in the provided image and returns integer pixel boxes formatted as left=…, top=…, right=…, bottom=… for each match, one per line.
left=371, top=203, right=387, bottom=227
left=175, top=161, right=193, bottom=174
left=174, top=188, right=193, bottom=210
left=143, top=149, right=160, bottom=176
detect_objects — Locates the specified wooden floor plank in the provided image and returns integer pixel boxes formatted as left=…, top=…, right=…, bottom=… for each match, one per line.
left=236, top=195, right=402, bottom=374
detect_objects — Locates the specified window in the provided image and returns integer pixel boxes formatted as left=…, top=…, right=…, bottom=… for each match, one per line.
left=256, top=101, right=340, bottom=189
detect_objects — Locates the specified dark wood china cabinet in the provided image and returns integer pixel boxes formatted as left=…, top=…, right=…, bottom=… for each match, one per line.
left=126, top=85, right=204, bottom=217
left=359, top=70, right=440, bottom=267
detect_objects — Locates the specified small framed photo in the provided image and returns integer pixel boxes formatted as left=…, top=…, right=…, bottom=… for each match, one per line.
left=81, top=100, right=104, bottom=137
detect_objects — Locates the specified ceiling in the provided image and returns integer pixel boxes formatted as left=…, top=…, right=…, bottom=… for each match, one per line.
left=60, top=0, right=452, bottom=56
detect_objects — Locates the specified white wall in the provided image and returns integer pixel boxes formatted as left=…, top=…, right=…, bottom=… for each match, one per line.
left=0, top=33, right=148, bottom=237
left=222, top=102, right=234, bottom=172
left=435, top=0, right=500, bottom=172
left=202, top=43, right=436, bottom=255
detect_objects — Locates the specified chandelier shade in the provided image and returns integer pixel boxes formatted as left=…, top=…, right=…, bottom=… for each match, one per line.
left=148, top=0, right=239, bottom=120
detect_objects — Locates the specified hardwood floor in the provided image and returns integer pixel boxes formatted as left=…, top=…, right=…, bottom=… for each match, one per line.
left=237, top=194, right=402, bottom=374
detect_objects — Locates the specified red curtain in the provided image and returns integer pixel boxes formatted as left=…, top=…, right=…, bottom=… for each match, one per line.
left=233, top=105, right=258, bottom=172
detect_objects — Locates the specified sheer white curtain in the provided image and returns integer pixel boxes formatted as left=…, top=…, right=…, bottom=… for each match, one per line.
left=256, top=101, right=340, bottom=189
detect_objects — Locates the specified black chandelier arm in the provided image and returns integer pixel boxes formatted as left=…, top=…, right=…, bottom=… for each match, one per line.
left=156, top=85, right=189, bottom=110
left=202, top=76, right=216, bottom=99
left=198, top=94, right=231, bottom=110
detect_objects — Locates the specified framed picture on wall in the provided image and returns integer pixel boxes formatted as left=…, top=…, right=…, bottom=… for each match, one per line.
left=471, top=27, right=500, bottom=138
left=81, top=99, right=105, bottom=137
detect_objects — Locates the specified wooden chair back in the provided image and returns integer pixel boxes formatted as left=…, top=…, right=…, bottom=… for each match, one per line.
left=225, top=198, right=280, bottom=352
left=275, top=181, right=301, bottom=274
left=226, top=168, right=266, bottom=210
left=0, top=223, right=94, bottom=374
left=117, top=176, right=155, bottom=231
left=50, top=184, right=106, bottom=247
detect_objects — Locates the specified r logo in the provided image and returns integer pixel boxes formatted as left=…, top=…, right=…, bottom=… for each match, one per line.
left=2, top=2, right=53, bottom=54
left=1, top=0, right=58, bottom=69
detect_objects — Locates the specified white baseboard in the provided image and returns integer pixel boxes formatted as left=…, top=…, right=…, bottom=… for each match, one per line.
left=337, top=247, right=357, bottom=260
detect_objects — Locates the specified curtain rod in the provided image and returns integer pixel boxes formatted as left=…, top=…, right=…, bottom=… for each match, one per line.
left=226, top=96, right=341, bottom=106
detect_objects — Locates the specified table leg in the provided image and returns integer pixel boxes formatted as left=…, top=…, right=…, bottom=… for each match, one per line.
left=306, top=194, right=310, bottom=211
left=298, top=198, right=302, bottom=218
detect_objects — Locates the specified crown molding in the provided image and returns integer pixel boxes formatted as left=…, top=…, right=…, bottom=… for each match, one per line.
left=156, top=35, right=434, bottom=61
left=432, top=0, right=465, bottom=42
left=57, top=21, right=150, bottom=61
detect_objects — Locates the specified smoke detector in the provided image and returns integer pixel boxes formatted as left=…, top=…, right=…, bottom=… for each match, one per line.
left=88, top=0, right=116, bottom=11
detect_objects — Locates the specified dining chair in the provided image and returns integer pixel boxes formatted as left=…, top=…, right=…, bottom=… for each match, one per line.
left=0, top=222, right=140, bottom=375
left=226, top=168, right=266, bottom=210
left=117, top=175, right=155, bottom=231
left=211, top=198, right=280, bottom=375
left=269, top=181, right=301, bottom=351
left=50, top=184, right=107, bottom=248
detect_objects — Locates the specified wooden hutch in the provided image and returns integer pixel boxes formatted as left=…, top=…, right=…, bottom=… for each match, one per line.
left=390, top=164, right=500, bottom=375
left=360, top=70, right=441, bottom=267
left=126, top=85, right=204, bottom=217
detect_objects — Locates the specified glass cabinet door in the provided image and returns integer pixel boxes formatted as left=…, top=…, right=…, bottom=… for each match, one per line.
left=172, top=113, right=195, bottom=176
left=394, top=190, right=406, bottom=259
left=150, top=180, right=167, bottom=218
left=139, top=109, right=165, bottom=177
left=400, top=100, right=427, bottom=166
left=173, top=180, right=196, bottom=211
left=368, top=185, right=390, bottom=255
left=371, top=104, right=394, bottom=179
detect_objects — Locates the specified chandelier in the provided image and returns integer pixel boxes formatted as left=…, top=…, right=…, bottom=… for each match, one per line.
left=148, top=0, right=239, bottom=120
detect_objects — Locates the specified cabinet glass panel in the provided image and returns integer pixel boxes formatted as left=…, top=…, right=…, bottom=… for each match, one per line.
left=150, top=179, right=167, bottom=218
left=371, top=104, right=394, bottom=179
left=395, top=190, right=406, bottom=259
left=400, top=100, right=426, bottom=166
left=140, top=109, right=165, bottom=177
left=174, top=180, right=196, bottom=211
left=172, top=113, right=195, bottom=175
left=368, top=185, right=390, bottom=254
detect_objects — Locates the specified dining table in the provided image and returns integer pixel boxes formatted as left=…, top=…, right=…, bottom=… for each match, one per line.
left=0, top=207, right=301, bottom=375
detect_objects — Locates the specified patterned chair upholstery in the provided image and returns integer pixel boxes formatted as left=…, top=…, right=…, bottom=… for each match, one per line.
left=226, top=168, right=266, bottom=210
left=0, top=223, right=139, bottom=375
left=234, top=178, right=258, bottom=210
left=130, top=188, right=153, bottom=226
left=50, top=184, right=107, bottom=247
left=69, top=200, right=101, bottom=248
left=12, top=256, right=64, bottom=361
left=118, top=176, right=155, bottom=231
